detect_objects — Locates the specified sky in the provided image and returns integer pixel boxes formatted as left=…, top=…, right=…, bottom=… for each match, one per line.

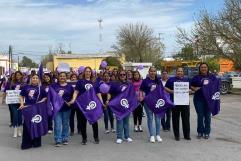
left=0, top=0, right=224, bottom=61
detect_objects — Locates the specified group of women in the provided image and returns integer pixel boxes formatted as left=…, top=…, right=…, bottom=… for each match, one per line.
left=2, top=62, right=215, bottom=150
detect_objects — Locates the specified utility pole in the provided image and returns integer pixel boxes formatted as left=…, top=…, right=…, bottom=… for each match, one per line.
left=97, top=18, right=103, bottom=70
left=8, top=45, right=12, bottom=72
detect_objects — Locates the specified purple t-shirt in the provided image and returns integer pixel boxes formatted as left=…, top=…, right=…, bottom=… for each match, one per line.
left=165, top=76, right=190, bottom=101
left=191, top=74, right=216, bottom=98
left=75, top=79, right=97, bottom=95
left=20, top=85, right=47, bottom=105
left=140, top=77, right=163, bottom=95
left=4, top=81, right=23, bottom=92
left=109, top=81, right=129, bottom=99
left=51, top=83, right=74, bottom=111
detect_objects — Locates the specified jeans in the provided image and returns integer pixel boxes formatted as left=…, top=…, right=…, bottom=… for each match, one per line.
left=103, top=107, right=114, bottom=130
left=54, top=110, right=71, bottom=143
left=193, top=96, right=211, bottom=135
left=116, top=115, right=130, bottom=139
left=9, top=104, right=22, bottom=127
left=144, top=104, right=161, bottom=137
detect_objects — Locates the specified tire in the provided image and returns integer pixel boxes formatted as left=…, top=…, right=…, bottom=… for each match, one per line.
left=220, top=81, right=230, bottom=95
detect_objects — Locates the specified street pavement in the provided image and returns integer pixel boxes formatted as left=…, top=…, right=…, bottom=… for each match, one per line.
left=0, top=95, right=240, bottom=161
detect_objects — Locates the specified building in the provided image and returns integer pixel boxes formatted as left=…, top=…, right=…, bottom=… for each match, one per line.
left=0, top=54, right=18, bottom=75
left=46, top=52, right=124, bottom=71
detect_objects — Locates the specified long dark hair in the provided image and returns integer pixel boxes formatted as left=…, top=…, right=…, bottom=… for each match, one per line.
left=42, top=73, right=52, bottom=86
left=198, top=62, right=210, bottom=75
left=132, top=71, right=141, bottom=82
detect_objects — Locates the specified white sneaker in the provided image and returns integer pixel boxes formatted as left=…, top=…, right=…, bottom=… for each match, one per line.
left=48, top=130, right=53, bottom=134
left=17, top=127, right=22, bottom=137
left=126, top=138, right=133, bottom=142
left=150, top=136, right=155, bottom=143
left=104, top=130, right=110, bottom=134
left=116, top=139, right=123, bottom=144
left=156, top=135, right=163, bottom=142
left=13, top=127, right=17, bottom=138
left=138, top=125, right=143, bottom=132
left=134, top=125, right=138, bottom=132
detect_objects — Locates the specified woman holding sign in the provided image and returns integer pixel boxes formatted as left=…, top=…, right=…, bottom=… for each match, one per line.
left=51, top=72, right=74, bottom=147
left=19, top=74, right=47, bottom=150
left=165, top=67, right=191, bottom=141
left=68, top=67, right=100, bottom=145
left=140, top=67, right=163, bottom=143
left=5, top=71, right=24, bottom=138
left=191, top=63, right=216, bottom=139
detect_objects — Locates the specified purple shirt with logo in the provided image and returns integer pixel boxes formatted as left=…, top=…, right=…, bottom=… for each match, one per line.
left=109, top=81, right=129, bottom=99
left=75, top=79, right=97, bottom=95
left=51, top=83, right=74, bottom=111
left=140, top=77, right=163, bottom=95
left=191, top=74, right=216, bottom=98
left=20, top=85, right=47, bottom=105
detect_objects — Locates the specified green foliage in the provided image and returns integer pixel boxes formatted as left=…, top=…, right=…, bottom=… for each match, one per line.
left=104, top=57, right=122, bottom=68
left=20, top=56, right=38, bottom=68
left=174, top=44, right=199, bottom=61
left=205, top=57, right=220, bottom=72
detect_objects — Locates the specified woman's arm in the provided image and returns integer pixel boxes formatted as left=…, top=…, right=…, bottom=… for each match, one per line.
left=19, top=96, right=25, bottom=109
left=67, top=90, right=79, bottom=105
left=164, top=87, right=173, bottom=94
left=37, top=97, right=47, bottom=103
left=191, top=86, right=200, bottom=92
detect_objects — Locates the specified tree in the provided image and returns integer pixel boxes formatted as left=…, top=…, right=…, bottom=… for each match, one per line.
left=20, top=56, right=38, bottom=68
left=173, top=44, right=198, bottom=60
left=176, top=0, right=241, bottom=69
left=205, top=57, right=220, bottom=72
left=104, top=57, right=122, bottom=68
left=41, top=54, right=53, bottom=67
left=113, top=23, right=165, bottom=63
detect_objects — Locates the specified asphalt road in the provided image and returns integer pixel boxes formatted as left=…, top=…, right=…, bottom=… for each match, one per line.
left=0, top=95, right=240, bottom=161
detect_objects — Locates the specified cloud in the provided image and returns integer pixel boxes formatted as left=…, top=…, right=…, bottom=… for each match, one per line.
left=0, top=0, right=199, bottom=59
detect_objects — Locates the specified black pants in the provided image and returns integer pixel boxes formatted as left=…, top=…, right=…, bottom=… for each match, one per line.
left=70, top=107, right=81, bottom=133
left=77, top=108, right=98, bottom=141
left=161, top=109, right=171, bottom=130
left=21, top=122, right=41, bottom=150
left=133, top=104, right=143, bottom=125
left=172, top=105, right=190, bottom=139
left=48, top=116, right=53, bottom=131
left=8, top=105, right=13, bottom=126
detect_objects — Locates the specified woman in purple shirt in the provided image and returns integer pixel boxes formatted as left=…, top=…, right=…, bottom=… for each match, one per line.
left=108, top=70, right=133, bottom=144
left=140, top=67, right=163, bottom=143
left=5, top=71, right=24, bottom=138
left=69, top=67, right=99, bottom=145
left=51, top=72, right=74, bottom=147
left=19, top=74, right=47, bottom=150
left=42, top=73, right=53, bottom=134
left=191, top=63, right=216, bottom=139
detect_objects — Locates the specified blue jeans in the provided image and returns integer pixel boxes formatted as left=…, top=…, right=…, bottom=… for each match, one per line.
left=193, top=96, right=211, bottom=135
left=144, top=104, right=161, bottom=137
left=54, top=110, right=71, bottom=143
left=116, top=115, right=130, bottom=139
left=103, top=107, right=114, bottom=130
left=9, top=104, right=22, bottom=127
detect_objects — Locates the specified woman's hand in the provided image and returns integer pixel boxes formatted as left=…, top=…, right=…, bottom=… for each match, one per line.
left=19, top=104, right=26, bottom=109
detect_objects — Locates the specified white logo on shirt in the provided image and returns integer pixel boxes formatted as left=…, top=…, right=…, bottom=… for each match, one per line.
left=85, top=84, right=93, bottom=90
left=28, top=90, right=35, bottom=98
left=58, top=90, right=65, bottom=97
left=212, top=92, right=220, bottom=100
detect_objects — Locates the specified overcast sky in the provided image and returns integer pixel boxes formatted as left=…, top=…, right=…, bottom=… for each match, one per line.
left=0, top=0, right=224, bottom=61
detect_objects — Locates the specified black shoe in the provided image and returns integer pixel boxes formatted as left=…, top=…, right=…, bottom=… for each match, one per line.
left=175, top=137, right=180, bottom=141
left=197, top=133, right=203, bottom=139
left=81, top=140, right=87, bottom=145
left=94, top=138, right=99, bottom=144
left=70, top=132, right=74, bottom=136
left=184, top=137, right=191, bottom=140
left=204, top=134, right=209, bottom=139
left=55, top=142, right=61, bottom=147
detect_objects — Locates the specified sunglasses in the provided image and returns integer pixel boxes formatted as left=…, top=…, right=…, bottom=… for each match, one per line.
left=120, top=74, right=126, bottom=76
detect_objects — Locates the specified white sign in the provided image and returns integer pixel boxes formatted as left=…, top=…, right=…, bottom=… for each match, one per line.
left=174, top=82, right=189, bottom=105
left=6, top=90, right=21, bottom=104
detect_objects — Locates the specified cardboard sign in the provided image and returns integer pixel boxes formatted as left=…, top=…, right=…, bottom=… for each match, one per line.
left=174, top=82, right=189, bottom=105
left=6, top=90, right=21, bottom=104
